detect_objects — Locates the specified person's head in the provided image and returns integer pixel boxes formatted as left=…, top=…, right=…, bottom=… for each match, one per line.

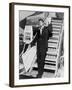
left=38, top=18, right=44, bottom=27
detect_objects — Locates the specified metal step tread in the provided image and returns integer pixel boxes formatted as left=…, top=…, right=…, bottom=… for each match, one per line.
left=45, top=57, right=57, bottom=61
left=52, top=31, right=60, bottom=34
left=45, top=61, right=56, bottom=64
left=52, top=34, right=59, bottom=38
left=52, top=22, right=62, bottom=25
left=52, top=28, right=61, bottom=31
left=46, top=54, right=57, bottom=58
left=52, top=17, right=63, bottom=20
left=49, top=37, right=59, bottom=40
left=48, top=43, right=58, bottom=48
left=46, top=55, right=57, bottom=59
left=34, top=63, right=56, bottom=70
left=46, top=50, right=57, bottom=55
left=52, top=20, right=63, bottom=23
left=52, top=32, right=60, bottom=36
left=48, top=39, right=58, bottom=43
left=47, top=48, right=57, bottom=52
left=52, top=25, right=62, bottom=28
left=52, top=27, right=61, bottom=29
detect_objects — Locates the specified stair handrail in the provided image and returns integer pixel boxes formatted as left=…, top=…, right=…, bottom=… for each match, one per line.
left=55, top=22, right=64, bottom=75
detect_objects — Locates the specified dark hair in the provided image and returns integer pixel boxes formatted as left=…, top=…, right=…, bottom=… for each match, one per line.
left=38, top=18, right=44, bottom=22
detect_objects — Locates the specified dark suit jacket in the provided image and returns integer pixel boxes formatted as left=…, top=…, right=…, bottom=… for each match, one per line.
left=31, top=23, right=52, bottom=53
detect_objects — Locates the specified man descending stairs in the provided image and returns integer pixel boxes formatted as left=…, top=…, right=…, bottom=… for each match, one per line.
left=19, top=17, right=64, bottom=78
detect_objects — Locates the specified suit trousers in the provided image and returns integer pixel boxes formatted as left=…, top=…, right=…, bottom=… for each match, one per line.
left=37, top=48, right=46, bottom=76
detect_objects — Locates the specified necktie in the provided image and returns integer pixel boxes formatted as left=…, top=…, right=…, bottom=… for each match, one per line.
left=40, top=28, right=42, bottom=35
left=40, top=26, right=44, bottom=35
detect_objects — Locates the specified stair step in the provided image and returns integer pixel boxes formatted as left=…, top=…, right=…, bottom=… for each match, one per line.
left=52, top=31, right=60, bottom=35
left=52, top=25, right=62, bottom=29
left=51, top=35, right=59, bottom=40
left=46, top=55, right=57, bottom=59
left=45, top=57, right=56, bottom=61
left=52, top=17, right=63, bottom=20
left=47, top=48, right=56, bottom=52
left=52, top=20, right=63, bottom=23
left=52, top=22, right=62, bottom=25
left=52, top=25, right=61, bottom=28
left=44, top=65, right=56, bottom=70
left=45, top=61, right=56, bottom=65
left=48, top=39, right=58, bottom=43
left=48, top=43, right=58, bottom=48
left=52, top=28, right=61, bottom=31
left=49, top=37, right=59, bottom=41
left=46, top=50, right=57, bottom=55
left=52, top=34, right=59, bottom=38
left=34, top=63, right=56, bottom=70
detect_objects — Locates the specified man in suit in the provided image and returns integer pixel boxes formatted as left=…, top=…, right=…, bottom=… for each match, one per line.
left=30, top=18, right=52, bottom=78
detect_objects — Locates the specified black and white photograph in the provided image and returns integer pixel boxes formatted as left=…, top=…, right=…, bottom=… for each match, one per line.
left=9, top=3, right=70, bottom=87
left=19, top=11, right=64, bottom=79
